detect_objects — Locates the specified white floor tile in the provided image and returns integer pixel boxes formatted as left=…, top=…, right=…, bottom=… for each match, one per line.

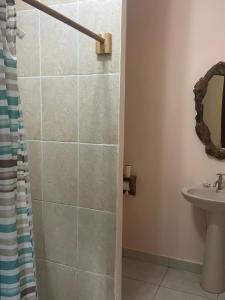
left=154, top=287, right=216, bottom=300
left=122, top=277, right=158, bottom=300
left=161, top=269, right=217, bottom=299
left=123, top=258, right=168, bottom=285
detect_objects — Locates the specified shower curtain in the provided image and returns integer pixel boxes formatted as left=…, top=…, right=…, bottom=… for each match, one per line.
left=0, top=0, right=37, bottom=299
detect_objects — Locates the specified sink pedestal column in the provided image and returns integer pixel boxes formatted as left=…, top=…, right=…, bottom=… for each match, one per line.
left=201, top=212, right=225, bottom=293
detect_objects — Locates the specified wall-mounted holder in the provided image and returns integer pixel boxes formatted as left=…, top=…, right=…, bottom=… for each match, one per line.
left=123, top=175, right=137, bottom=196
left=96, top=33, right=112, bottom=55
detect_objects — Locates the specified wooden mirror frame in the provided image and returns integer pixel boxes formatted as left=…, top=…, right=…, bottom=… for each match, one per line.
left=194, top=61, right=225, bottom=160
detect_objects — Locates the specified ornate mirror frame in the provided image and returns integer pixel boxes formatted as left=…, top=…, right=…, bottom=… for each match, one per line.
left=194, top=61, right=225, bottom=160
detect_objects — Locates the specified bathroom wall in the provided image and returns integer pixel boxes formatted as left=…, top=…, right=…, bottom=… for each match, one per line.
left=16, top=0, right=122, bottom=299
left=123, top=0, right=225, bottom=264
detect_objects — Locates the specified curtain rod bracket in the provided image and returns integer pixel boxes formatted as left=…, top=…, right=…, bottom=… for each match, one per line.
left=96, top=33, right=112, bottom=55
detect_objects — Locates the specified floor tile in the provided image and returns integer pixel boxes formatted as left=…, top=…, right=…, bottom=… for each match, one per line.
left=154, top=287, right=215, bottom=300
left=122, top=278, right=157, bottom=300
left=123, top=258, right=167, bottom=286
left=218, top=292, right=225, bottom=299
left=161, top=268, right=217, bottom=299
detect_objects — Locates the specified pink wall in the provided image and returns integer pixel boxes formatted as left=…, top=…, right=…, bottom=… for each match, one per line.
left=123, top=0, right=225, bottom=263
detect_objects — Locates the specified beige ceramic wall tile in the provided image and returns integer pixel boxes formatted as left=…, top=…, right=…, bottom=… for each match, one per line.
left=78, top=0, right=121, bottom=74
left=17, top=0, right=76, bottom=9
left=78, top=208, right=116, bottom=275
left=42, top=76, right=78, bottom=141
left=79, top=75, right=119, bottom=144
left=43, top=142, right=78, bottom=205
left=27, top=141, right=42, bottom=200
left=43, top=202, right=77, bottom=266
left=79, top=144, right=117, bottom=212
left=18, top=78, right=41, bottom=140
left=36, top=259, right=77, bottom=300
left=40, top=4, right=78, bottom=75
left=32, top=200, right=45, bottom=258
left=17, top=11, right=40, bottom=76
left=78, top=270, right=114, bottom=300
left=41, top=0, right=76, bottom=6
left=16, top=0, right=35, bottom=11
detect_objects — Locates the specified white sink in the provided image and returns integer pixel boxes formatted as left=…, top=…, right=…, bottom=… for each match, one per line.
left=181, top=185, right=225, bottom=294
left=182, top=185, right=225, bottom=212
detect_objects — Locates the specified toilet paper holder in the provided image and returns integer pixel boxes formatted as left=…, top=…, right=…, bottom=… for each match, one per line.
left=123, top=175, right=137, bottom=196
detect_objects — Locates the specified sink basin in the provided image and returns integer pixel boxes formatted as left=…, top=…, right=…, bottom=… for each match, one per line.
left=182, top=185, right=225, bottom=212
left=181, top=184, right=225, bottom=294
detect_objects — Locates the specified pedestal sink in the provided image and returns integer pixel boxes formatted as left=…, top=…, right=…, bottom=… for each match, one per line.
left=182, top=185, right=225, bottom=294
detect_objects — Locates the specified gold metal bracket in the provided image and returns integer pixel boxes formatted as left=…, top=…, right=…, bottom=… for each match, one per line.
left=96, top=33, right=112, bottom=55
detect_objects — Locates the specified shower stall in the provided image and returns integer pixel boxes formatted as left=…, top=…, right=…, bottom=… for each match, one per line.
left=0, top=0, right=125, bottom=298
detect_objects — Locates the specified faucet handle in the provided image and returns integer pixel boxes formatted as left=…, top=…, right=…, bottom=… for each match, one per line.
left=214, top=174, right=225, bottom=190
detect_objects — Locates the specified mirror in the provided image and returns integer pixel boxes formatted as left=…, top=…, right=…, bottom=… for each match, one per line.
left=194, top=62, right=225, bottom=159
left=203, top=75, right=225, bottom=147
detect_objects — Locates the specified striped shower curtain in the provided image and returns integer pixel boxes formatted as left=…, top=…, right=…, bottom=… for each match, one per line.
left=0, top=0, right=37, bottom=299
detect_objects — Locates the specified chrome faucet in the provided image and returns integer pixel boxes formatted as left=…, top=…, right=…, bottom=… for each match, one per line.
left=213, top=173, right=225, bottom=191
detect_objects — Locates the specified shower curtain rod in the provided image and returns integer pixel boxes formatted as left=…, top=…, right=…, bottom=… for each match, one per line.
left=21, top=0, right=112, bottom=55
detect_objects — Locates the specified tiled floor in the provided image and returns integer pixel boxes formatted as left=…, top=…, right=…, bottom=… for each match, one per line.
left=122, top=257, right=225, bottom=300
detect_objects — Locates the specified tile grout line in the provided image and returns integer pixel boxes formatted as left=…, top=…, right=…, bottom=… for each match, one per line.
left=76, top=0, right=80, bottom=286
left=32, top=198, right=116, bottom=214
left=18, top=73, right=120, bottom=79
left=26, top=139, right=118, bottom=147
left=46, top=2, right=80, bottom=9
left=159, top=267, right=169, bottom=286
left=37, top=257, right=114, bottom=279
left=37, top=6, right=45, bottom=298
left=152, top=267, right=169, bottom=300
left=152, top=286, right=160, bottom=300
left=38, top=8, right=44, bottom=204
